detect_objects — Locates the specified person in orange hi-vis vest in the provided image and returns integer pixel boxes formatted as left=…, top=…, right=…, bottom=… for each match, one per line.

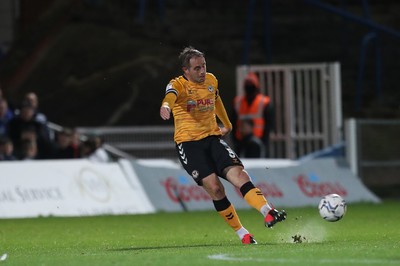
left=232, top=72, right=274, bottom=158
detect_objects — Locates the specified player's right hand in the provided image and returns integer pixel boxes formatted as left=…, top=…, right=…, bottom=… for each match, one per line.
left=160, top=106, right=171, bottom=120
left=220, top=127, right=231, bottom=136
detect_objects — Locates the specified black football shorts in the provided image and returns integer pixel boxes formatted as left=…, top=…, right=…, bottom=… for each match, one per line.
left=175, top=135, right=243, bottom=185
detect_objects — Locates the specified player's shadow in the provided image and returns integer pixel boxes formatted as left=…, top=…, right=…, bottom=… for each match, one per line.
left=110, top=244, right=215, bottom=252
left=109, top=242, right=271, bottom=252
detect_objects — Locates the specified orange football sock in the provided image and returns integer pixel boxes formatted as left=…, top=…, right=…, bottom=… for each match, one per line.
left=217, top=204, right=243, bottom=231
left=243, top=187, right=269, bottom=212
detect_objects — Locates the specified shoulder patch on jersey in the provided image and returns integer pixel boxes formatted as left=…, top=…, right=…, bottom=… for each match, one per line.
left=208, top=85, right=214, bottom=92
left=165, top=83, right=177, bottom=95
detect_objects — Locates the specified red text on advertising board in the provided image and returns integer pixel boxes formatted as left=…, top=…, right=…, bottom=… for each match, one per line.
left=295, top=174, right=348, bottom=197
left=161, top=177, right=211, bottom=203
left=234, top=181, right=284, bottom=198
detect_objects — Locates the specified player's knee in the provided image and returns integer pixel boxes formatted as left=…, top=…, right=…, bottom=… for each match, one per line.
left=224, top=165, right=244, bottom=178
left=239, top=169, right=250, bottom=179
left=225, top=166, right=251, bottom=187
left=202, top=176, right=225, bottom=199
left=208, top=183, right=225, bottom=198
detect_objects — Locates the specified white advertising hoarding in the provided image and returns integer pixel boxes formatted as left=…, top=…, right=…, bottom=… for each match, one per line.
left=0, top=157, right=380, bottom=218
left=0, top=159, right=155, bottom=218
left=130, top=158, right=380, bottom=212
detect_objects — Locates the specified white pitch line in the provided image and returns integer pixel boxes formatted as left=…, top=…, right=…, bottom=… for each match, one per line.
left=207, top=254, right=400, bottom=264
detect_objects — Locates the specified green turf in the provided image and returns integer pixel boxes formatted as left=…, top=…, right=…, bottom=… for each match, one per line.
left=0, top=201, right=399, bottom=265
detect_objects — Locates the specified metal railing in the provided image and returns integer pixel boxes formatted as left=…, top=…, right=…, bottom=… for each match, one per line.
left=236, top=62, right=342, bottom=159
left=76, top=126, right=176, bottom=159
left=345, top=119, right=400, bottom=180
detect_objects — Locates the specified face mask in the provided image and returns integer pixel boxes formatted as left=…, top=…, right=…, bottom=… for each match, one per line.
left=245, top=84, right=257, bottom=95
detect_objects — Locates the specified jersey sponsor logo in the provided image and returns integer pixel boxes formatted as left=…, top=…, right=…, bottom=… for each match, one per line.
left=187, top=99, right=214, bottom=112
left=197, top=98, right=214, bottom=112
left=186, top=100, right=196, bottom=112
left=196, top=98, right=214, bottom=106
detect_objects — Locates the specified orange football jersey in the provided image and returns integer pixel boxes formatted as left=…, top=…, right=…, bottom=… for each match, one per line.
left=161, top=72, right=231, bottom=144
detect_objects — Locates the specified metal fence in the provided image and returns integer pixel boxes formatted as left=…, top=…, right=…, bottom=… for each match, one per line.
left=236, top=62, right=342, bottom=158
left=345, top=119, right=400, bottom=189
left=76, top=126, right=176, bottom=159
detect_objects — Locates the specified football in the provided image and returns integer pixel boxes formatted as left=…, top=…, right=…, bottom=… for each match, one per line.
left=318, top=194, right=347, bottom=222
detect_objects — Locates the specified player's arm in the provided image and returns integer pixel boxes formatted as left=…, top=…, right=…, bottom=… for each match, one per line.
left=160, top=83, right=177, bottom=120
left=215, top=94, right=232, bottom=135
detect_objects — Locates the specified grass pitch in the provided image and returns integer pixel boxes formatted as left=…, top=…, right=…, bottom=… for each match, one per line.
left=0, top=201, right=399, bottom=266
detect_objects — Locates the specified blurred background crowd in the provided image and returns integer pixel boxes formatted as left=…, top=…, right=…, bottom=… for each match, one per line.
left=0, top=89, right=109, bottom=162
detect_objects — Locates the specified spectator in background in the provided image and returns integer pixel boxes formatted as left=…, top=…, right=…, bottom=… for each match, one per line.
left=80, top=136, right=110, bottom=163
left=0, top=136, right=17, bottom=161
left=53, top=128, right=79, bottom=159
left=7, top=101, right=52, bottom=159
left=20, top=139, right=38, bottom=160
left=23, top=91, right=54, bottom=140
left=70, top=128, right=82, bottom=158
left=236, top=119, right=265, bottom=158
left=0, top=97, right=14, bottom=137
left=0, top=85, right=16, bottom=112
left=232, top=72, right=274, bottom=157
left=23, top=92, right=47, bottom=125
left=18, top=126, right=38, bottom=159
